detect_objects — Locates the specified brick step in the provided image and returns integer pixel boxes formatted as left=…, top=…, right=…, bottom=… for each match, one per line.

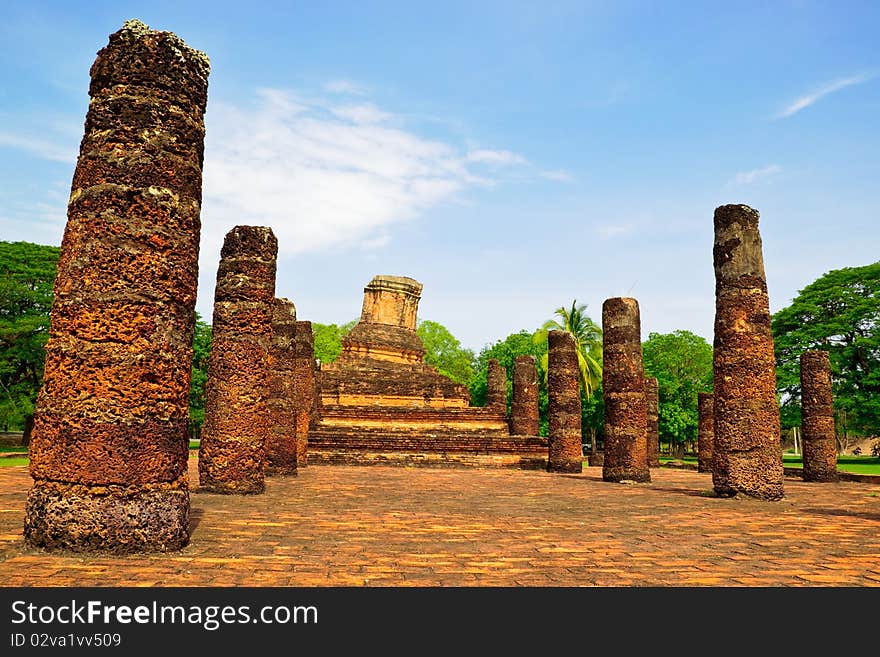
left=308, top=448, right=548, bottom=470
left=317, top=405, right=508, bottom=421
left=309, top=430, right=547, bottom=454
left=312, top=424, right=511, bottom=438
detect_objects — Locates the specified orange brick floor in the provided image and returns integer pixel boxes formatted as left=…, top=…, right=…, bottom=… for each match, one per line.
left=1, top=460, right=879, bottom=586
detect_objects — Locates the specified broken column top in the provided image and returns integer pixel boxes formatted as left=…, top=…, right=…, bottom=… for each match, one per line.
left=360, top=275, right=423, bottom=330
left=713, top=204, right=766, bottom=283
left=91, top=19, right=210, bottom=107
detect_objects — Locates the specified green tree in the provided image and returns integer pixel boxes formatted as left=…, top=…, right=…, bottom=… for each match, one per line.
left=0, top=241, right=59, bottom=438
left=642, top=330, right=713, bottom=456
left=312, top=320, right=356, bottom=365
left=188, top=313, right=212, bottom=439
left=534, top=300, right=603, bottom=397
left=417, top=320, right=475, bottom=386
left=772, top=262, right=880, bottom=441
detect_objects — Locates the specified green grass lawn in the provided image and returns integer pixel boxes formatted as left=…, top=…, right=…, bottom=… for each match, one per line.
left=0, top=458, right=29, bottom=467
left=782, top=454, right=880, bottom=475
left=658, top=453, right=880, bottom=475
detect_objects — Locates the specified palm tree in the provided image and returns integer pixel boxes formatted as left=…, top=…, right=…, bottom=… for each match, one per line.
left=534, top=300, right=603, bottom=454
left=535, top=300, right=602, bottom=395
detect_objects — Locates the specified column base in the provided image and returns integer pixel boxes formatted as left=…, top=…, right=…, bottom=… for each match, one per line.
left=547, top=460, right=583, bottom=474
left=24, top=479, right=190, bottom=552
left=603, top=467, right=651, bottom=483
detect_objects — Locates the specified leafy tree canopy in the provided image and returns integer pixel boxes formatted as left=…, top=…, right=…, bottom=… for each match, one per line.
left=642, top=330, right=713, bottom=445
left=0, top=241, right=59, bottom=431
left=188, top=313, right=212, bottom=435
left=772, top=262, right=880, bottom=434
left=417, top=320, right=474, bottom=386
left=312, top=320, right=356, bottom=365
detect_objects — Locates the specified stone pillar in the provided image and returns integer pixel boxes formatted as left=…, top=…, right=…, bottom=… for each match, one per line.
left=712, top=204, right=783, bottom=500
left=801, top=350, right=838, bottom=482
left=602, top=298, right=651, bottom=483
left=198, top=226, right=277, bottom=494
left=293, top=320, right=315, bottom=467
left=23, top=20, right=209, bottom=552
left=510, top=355, right=540, bottom=436
left=645, top=377, right=660, bottom=468
left=547, top=330, right=583, bottom=473
left=486, top=358, right=507, bottom=411
left=697, top=392, right=714, bottom=473
left=265, top=298, right=298, bottom=476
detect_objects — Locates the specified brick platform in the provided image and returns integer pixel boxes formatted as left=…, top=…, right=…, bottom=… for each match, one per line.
left=1, top=461, right=878, bottom=586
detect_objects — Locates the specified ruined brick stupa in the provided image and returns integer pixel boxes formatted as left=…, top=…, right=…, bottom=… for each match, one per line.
left=309, top=276, right=546, bottom=467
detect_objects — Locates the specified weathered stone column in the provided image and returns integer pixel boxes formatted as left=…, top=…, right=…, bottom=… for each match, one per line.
left=486, top=358, right=507, bottom=411
left=645, top=377, right=660, bottom=468
left=293, top=320, right=315, bottom=467
left=801, top=350, right=838, bottom=483
left=697, top=392, right=714, bottom=473
left=198, top=226, right=277, bottom=494
left=602, top=298, right=651, bottom=483
left=510, top=355, right=540, bottom=436
left=265, top=298, right=298, bottom=476
left=23, top=20, right=209, bottom=552
left=547, top=331, right=583, bottom=473
left=712, top=204, right=783, bottom=500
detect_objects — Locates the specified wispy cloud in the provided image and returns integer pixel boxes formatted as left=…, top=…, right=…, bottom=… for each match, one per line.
left=775, top=74, right=872, bottom=119
left=323, top=79, right=368, bottom=96
left=540, top=169, right=574, bottom=183
left=330, top=103, right=392, bottom=124
left=201, top=87, right=529, bottom=258
left=0, top=132, right=75, bottom=163
left=465, top=149, right=528, bottom=166
left=732, top=164, right=782, bottom=186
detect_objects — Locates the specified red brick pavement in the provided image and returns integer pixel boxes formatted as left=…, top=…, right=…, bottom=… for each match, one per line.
left=1, top=460, right=878, bottom=586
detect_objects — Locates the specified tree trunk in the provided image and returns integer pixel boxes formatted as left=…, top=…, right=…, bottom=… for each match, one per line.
left=21, top=414, right=34, bottom=447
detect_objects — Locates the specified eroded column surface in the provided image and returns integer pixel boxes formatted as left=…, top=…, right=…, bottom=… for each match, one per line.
left=486, top=358, right=507, bottom=411
left=698, top=392, right=714, bottom=474
left=712, top=204, right=783, bottom=500
left=547, top=331, right=583, bottom=473
left=602, top=298, right=651, bottom=483
left=198, top=226, right=277, bottom=494
left=24, top=20, right=209, bottom=552
left=292, top=320, right=315, bottom=467
left=645, top=377, right=660, bottom=468
left=265, top=298, right=298, bottom=476
left=511, top=355, right=540, bottom=436
left=801, top=350, right=838, bottom=483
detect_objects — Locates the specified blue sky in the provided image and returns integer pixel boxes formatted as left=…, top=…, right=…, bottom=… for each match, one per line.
left=1, top=1, right=878, bottom=351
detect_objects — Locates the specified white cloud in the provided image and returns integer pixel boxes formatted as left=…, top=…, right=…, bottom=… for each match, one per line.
left=0, top=133, right=75, bottom=164
left=775, top=74, right=872, bottom=119
left=330, top=103, right=392, bottom=124
left=465, top=149, right=528, bottom=166
left=323, top=79, right=368, bottom=96
left=201, top=87, right=529, bottom=259
left=540, top=169, right=574, bottom=182
left=732, top=164, right=782, bottom=185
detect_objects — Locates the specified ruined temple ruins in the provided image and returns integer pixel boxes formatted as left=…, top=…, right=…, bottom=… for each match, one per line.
left=309, top=275, right=547, bottom=468
left=21, top=19, right=816, bottom=554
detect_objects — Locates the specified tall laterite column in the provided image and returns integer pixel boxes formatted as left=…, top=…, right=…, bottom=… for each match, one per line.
left=800, top=350, right=838, bottom=483
left=712, top=204, right=783, bottom=500
left=602, top=297, right=651, bottom=483
left=198, top=226, right=277, bottom=494
left=24, top=20, right=210, bottom=551
left=547, top=331, right=583, bottom=473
